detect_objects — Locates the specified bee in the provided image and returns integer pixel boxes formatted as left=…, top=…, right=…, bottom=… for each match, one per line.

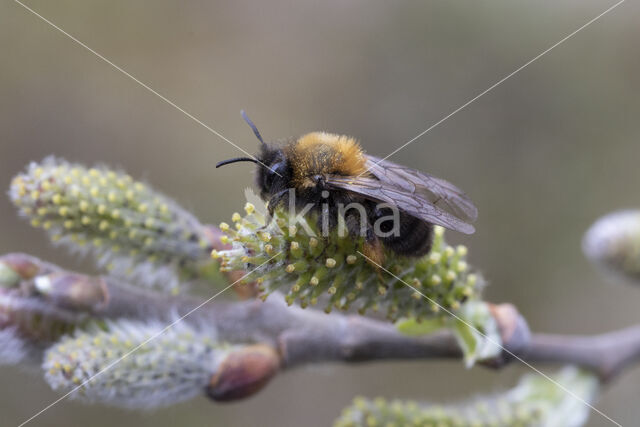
left=216, top=112, right=477, bottom=264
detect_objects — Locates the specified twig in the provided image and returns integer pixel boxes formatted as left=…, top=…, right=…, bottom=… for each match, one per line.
left=2, top=252, right=639, bottom=402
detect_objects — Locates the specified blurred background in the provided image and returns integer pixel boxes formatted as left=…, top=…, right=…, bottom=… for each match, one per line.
left=2, top=0, right=639, bottom=425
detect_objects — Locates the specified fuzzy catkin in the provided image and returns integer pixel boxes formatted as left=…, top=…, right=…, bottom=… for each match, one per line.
left=583, top=210, right=640, bottom=284
left=335, top=367, right=597, bottom=427
left=0, top=328, right=29, bottom=365
left=9, top=157, right=214, bottom=291
left=213, top=203, right=483, bottom=321
left=43, top=320, right=233, bottom=409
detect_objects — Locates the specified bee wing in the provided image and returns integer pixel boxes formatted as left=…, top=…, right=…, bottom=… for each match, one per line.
left=324, top=175, right=475, bottom=234
left=364, top=155, right=478, bottom=223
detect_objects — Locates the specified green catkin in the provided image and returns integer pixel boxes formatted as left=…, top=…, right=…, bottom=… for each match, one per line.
left=213, top=203, right=484, bottom=321
left=9, top=157, right=215, bottom=291
left=334, top=367, right=598, bottom=427
left=43, top=320, right=235, bottom=409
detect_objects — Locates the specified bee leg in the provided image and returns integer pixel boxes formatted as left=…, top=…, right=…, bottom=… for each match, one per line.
left=361, top=226, right=386, bottom=283
left=314, top=203, right=337, bottom=238
left=262, top=188, right=291, bottom=228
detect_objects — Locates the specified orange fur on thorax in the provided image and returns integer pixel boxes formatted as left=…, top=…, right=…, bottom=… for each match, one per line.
left=286, top=132, right=367, bottom=187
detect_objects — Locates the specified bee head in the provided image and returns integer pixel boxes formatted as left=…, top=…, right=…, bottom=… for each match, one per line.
left=216, top=111, right=291, bottom=199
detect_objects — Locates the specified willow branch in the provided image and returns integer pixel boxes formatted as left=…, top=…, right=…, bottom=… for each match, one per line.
left=526, top=327, right=640, bottom=382
left=2, top=252, right=639, bottom=398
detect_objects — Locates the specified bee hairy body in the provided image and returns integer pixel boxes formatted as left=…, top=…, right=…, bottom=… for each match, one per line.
left=255, top=132, right=433, bottom=264
left=217, top=112, right=477, bottom=266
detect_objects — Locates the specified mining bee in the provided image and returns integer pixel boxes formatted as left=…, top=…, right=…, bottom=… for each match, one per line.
left=216, top=112, right=477, bottom=264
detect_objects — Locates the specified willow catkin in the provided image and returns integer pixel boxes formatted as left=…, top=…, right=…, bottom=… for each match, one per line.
left=335, top=366, right=597, bottom=427
left=9, top=157, right=214, bottom=291
left=213, top=203, right=483, bottom=321
left=43, top=320, right=234, bottom=409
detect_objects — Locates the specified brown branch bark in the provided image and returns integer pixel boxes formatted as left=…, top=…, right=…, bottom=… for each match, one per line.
left=1, top=252, right=637, bottom=402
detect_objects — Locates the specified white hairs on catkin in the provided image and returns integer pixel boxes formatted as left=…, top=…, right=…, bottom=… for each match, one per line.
left=43, top=319, right=232, bottom=409
left=0, top=328, right=29, bottom=365
left=9, top=157, right=215, bottom=292
left=583, top=210, right=640, bottom=284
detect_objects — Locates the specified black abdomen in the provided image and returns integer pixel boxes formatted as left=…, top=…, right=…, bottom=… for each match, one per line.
left=379, top=211, right=434, bottom=257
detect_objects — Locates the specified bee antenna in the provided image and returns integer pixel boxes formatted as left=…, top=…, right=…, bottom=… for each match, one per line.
left=216, top=157, right=258, bottom=168
left=241, top=110, right=265, bottom=145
